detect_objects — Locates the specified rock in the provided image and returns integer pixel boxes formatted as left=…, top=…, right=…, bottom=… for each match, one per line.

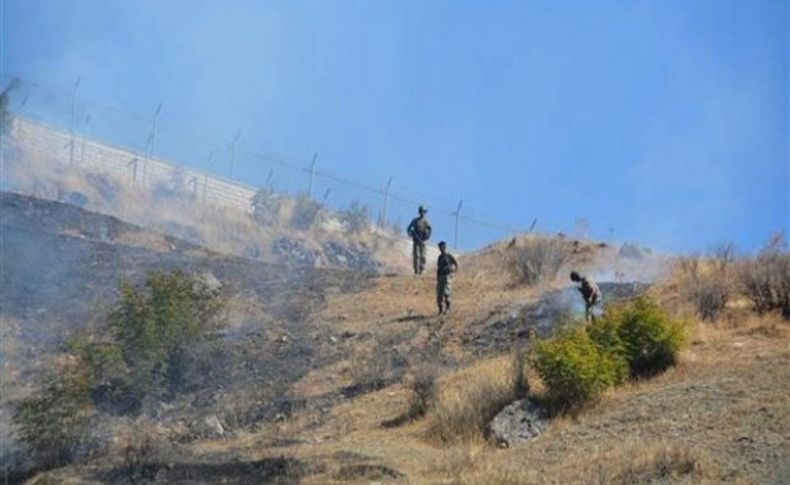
left=489, top=399, right=547, bottom=447
left=191, top=414, right=225, bottom=438
left=196, top=270, right=222, bottom=294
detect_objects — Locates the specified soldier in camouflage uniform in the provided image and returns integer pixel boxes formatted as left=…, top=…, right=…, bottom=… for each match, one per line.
left=407, top=205, right=432, bottom=275
left=570, top=271, right=601, bottom=321
left=436, top=241, right=458, bottom=315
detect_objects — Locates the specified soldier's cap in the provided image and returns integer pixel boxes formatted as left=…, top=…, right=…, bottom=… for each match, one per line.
left=438, top=241, right=447, bottom=247
left=418, top=205, right=427, bottom=213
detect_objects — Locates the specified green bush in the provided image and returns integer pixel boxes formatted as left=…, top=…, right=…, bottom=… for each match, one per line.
left=14, top=270, right=223, bottom=468
left=14, top=364, right=94, bottom=467
left=601, top=297, right=686, bottom=377
left=532, top=327, right=626, bottom=412
left=110, top=270, right=222, bottom=395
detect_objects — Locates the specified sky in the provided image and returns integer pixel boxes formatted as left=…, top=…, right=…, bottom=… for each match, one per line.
left=2, top=0, right=788, bottom=253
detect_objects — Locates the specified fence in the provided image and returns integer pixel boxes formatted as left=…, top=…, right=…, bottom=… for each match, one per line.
left=2, top=74, right=533, bottom=250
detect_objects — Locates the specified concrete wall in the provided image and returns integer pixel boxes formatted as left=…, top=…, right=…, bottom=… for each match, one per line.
left=10, top=116, right=258, bottom=213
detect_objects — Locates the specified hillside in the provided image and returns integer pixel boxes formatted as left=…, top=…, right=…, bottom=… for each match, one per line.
left=1, top=195, right=787, bottom=484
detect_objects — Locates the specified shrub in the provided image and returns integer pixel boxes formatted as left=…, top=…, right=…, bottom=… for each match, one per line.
left=341, top=199, right=370, bottom=234
left=677, top=244, right=735, bottom=320
left=290, top=194, right=323, bottom=230
left=110, top=270, right=222, bottom=396
left=509, top=238, right=570, bottom=286
left=602, top=297, right=686, bottom=377
left=406, top=364, right=438, bottom=418
left=251, top=187, right=282, bottom=226
left=14, top=364, right=94, bottom=467
left=739, top=234, right=790, bottom=319
left=384, top=364, right=439, bottom=427
left=532, top=328, right=626, bottom=412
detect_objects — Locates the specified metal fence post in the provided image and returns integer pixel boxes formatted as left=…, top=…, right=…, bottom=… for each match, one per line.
left=69, top=76, right=82, bottom=165
left=229, top=130, right=241, bottom=180
left=381, top=176, right=393, bottom=227
left=150, top=103, right=162, bottom=158
left=307, top=152, right=318, bottom=199
left=453, top=199, right=463, bottom=249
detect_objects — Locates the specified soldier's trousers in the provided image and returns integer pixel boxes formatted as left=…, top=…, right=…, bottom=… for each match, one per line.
left=412, top=239, right=426, bottom=274
left=437, top=275, right=452, bottom=311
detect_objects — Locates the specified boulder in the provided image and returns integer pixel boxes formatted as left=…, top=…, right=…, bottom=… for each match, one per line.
left=489, top=399, right=547, bottom=447
left=191, top=414, right=225, bottom=438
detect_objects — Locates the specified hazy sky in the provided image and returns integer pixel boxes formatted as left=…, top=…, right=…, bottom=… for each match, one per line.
left=2, top=0, right=788, bottom=252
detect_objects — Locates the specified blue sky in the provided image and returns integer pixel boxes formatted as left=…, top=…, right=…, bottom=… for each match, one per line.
left=2, top=0, right=788, bottom=252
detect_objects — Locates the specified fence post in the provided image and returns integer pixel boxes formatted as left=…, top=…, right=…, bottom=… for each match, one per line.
left=150, top=103, right=162, bottom=158
left=229, top=130, right=242, bottom=180
left=453, top=199, right=463, bottom=249
left=79, top=113, right=91, bottom=165
left=381, top=176, right=393, bottom=227
left=69, top=76, right=82, bottom=165
left=307, top=152, right=318, bottom=199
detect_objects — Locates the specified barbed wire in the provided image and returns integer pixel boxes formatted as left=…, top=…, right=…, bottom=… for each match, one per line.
left=2, top=72, right=534, bottom=245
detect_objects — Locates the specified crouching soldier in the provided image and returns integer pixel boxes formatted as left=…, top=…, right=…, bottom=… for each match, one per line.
left=437, top=241, right=458, bottom=315
left=570, top=271, right=600, bottom=321
left=407, top=205, right=432, bottom=275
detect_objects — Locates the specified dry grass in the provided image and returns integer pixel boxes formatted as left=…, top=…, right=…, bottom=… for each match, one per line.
left=424, top=357, right=519, bottom=444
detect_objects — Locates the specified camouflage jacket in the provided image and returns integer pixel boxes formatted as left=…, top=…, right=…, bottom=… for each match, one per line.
left=437, top=253, right=458, bottom=278
left=407, top=217, right=432, bottom=242
left=579, top=277, right=600, bottom=304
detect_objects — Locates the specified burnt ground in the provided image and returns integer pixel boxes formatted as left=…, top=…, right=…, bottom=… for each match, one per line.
left=0, top=192, right=375, bottom=476
left=460, top=282, right=652, bottom=355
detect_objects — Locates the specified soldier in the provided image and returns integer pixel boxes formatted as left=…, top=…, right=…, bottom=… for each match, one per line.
left=570, top=271, right=600, bottom=321
left=407, top=205, right=432, bottom=275
left=436, top=241, right=458, bottom=315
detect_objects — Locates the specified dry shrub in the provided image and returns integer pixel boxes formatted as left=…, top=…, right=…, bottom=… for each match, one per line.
left=676, top=243, right=735, bottom=321
left=348, top=348, right=393, bottom=391
left=738, top=234, right=790, bottom=319
left=406, top=364, right=438, bottom=419
left=509, top=237, right=570, bottom=286
left=424, top=358, right=517, bottom=444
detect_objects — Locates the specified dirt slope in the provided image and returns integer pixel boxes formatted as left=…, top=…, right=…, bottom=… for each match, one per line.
left=4, top=195, right=787, bottom=484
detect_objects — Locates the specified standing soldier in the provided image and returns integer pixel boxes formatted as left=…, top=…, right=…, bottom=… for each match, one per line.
left=570, top=271, right=601, bottom=321
left=407, top=205, right=432, bottom=275
left=436, top=241, right=458, bottom=315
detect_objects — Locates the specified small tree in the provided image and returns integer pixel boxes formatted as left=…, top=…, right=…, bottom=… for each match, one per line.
left=600, top=297, right=686, bottom=377
left=0, top=78, right=19, bottom=134
left=532, top=327, right=626, bottom=413
left=110, top=270, right=222, bottom=395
